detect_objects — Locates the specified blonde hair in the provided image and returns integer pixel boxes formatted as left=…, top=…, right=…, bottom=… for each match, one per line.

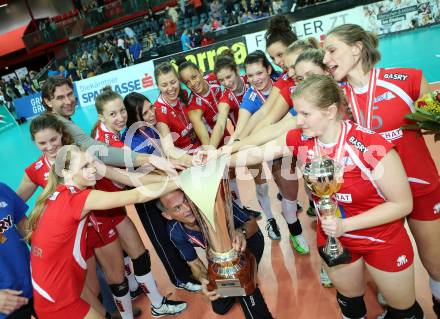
left=25, top=145, right=81, bottom=241
left=292, top=74, right=348, bottom=118
left=285, top=37, right=319, bottom=56
left=327, top=24, right=380, bottom=72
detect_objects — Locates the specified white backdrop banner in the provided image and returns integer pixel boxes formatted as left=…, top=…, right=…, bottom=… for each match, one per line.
left=74, top=60, right=156, bottom=108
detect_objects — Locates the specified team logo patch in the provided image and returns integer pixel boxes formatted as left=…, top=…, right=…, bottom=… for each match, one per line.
left=300, top=134, right=311, bottom=141
left=374, top=91, right=396, bottom=103
left=0, top=201, right=8, bottom=208
left=161, top=106, right=167, bottom=114
left=348, top=136, right=368, bottom=153
left=35, top=160, right=43, bottom=170
left=44, top=172, right=49, bottom=181
left=383, top=73, right=408, bottom=81
left=0, top=215, right=12, bottom=233
left=249, top=92, right=257, bottom=102
left=196, top=97, right=202, bottom=106
left=396, top=255, right=408, bottom=267
left=433, top=203, right=440, bottom=215
left=48, top=191, right=60, bottom=200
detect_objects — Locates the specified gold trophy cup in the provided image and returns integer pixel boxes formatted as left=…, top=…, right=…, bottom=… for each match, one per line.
left=178, top=156, right=257, bottom=297
left=303, top=157, right=351, bottom=267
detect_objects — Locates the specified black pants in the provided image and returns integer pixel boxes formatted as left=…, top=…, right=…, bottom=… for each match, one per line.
left=211, top=231, right=273, bottom=318
left=7, top=299, right=36, bottom=319
left=135, top=200, right=194, bottom=286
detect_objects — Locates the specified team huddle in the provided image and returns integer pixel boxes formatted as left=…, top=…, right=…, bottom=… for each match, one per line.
left=1, top=14, right=440, bottom=319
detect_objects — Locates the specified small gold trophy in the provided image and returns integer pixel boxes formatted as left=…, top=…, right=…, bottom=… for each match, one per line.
left=303, top=157, right=351, bottom=267
left=178, top=155, right=257, bottom=297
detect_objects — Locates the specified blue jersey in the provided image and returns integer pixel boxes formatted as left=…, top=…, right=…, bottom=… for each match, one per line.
left=167, top=203, right=249, bottom=262
left=0, top=183, right=32, bottom=316
left=122, top=127, right=162, bottom=156
left=240, top=73, right=281, bottom=114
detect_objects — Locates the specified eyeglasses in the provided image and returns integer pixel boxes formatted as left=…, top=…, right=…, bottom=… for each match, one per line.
left=167, top=198, right=190, bottom=214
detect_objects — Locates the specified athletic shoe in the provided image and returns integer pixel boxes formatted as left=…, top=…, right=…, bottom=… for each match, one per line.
left=320, top=268, right=333, bottom=288
left=266, top=218, right=281, bottom=240
left=306, top=201, right=317, bottom=218
left=130, top=286, right=143, bottom=300
left=111, top=307, right=142, bottom=319
left=177, top=281, right=202, bottom=292
left=151, top=297, right=187, bottom=317
left=242, top=206, right=262, bottom=218
left=276, top=193, right=304, bottom=212
left=290, top=234, right=310, bottom=255
left=377, top=292, right=388, bottom=306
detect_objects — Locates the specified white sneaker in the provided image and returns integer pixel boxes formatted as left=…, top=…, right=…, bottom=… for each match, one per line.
left=266, top=218, right=281, bottom=240
left=151, top=297, right=187, bottom=317
left=178, top=281, right=202, bottom=292
left=290, top=234, right=310, bottom=255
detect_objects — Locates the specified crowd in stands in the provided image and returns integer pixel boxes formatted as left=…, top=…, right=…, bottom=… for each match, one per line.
left=0, top=72, right=41, bottom=111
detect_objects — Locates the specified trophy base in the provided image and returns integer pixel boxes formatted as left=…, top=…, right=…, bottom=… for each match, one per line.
left=318, top=246, right=351, bottom=267
left=207, top=249, right=257, bottom=297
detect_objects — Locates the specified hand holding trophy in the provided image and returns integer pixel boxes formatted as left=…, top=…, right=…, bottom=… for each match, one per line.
left=303, top=156, right=351, bottom=267
left=178, top=155, right=256, bottom=297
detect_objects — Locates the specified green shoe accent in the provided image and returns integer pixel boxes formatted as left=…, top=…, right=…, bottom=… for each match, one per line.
left=290, top=234, right=310, bottom=255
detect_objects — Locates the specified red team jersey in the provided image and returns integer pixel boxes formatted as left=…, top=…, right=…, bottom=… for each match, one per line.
left=340, top=68, right=439, bottom=199
left=25, top=156, right=51, bottom=187
left=218, top=75, right=249, bottom=126
left=187, top=79, right=223, bottom=132
left=31, top=185, right=92, bottom=317
left=155, top=93, right=200, bottom=150
left=286, top=120, right=411, bottom=262
left=274, top=72, right=296, bottom=108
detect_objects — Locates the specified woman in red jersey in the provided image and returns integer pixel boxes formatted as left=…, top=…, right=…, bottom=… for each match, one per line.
left=26, top=145, right=177, bottom=319
left=323, top=23, right=440, bottom=317
left=177, top=61, right=224, bottom=145
left=228, top=75, right=424, bottom=319
left=154, top=62, right=200, bottom=157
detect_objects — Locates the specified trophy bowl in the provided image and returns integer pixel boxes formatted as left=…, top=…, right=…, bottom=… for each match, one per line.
left=302, top=157, right=351, bottom=267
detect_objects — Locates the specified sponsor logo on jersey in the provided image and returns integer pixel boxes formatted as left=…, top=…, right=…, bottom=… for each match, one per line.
left=48, top=191, right=60, bottom=200
left=380, top=128, right=403, bottom=141
left=196, top=97, right=202, bottom=106
left=396, top=255, right=408, bottom=267
left=348, top=136, right=368, bottom=153
left=44, top=172, right=49, bottom=181
left=0, top=201, right=8, bottom=208
left=31, top=246, right=43, bottom=257
left=68, top=186, right=77, bottom=194
left=374, top=91, right=396, bottom=103
left=108, top=228, right=116, bottom=238
left=383, top=73, right=408, bottom=81
left=249, top=91, right=257, bottom=102
left=433, top=203, right=440, bottom=215
left=161, top=106, right=167, bottom=114
left=355, top=125, right=374, bottom=134
left=0, top=215, right=13, bottom=233
left=300, top=134, right=311, bottom=141
left=335, top=193, right=352, bottom=203
left=35, top=160, right=43, bottom=170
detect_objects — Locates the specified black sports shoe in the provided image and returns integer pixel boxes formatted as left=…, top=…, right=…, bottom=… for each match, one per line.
left=242, top=206, right=262, bottom=218
left=266, top=218, right=281, bottom=240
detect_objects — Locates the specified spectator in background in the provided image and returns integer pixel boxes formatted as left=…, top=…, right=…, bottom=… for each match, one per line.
left=58, top=65, right=68, bottom=78
left=164, top=16, right=177, bottom=41
left=211, top=17, right=220, bottom=30
left=181, top=29, right=193, bottom=52
left=66, top=61, right=81, bottom=82
left=128, top=37, right=143, bottom=62
left=272, top=0, right=283, bottom=13
left=91, top=49, right=103, bottom=73
left=167, top=6, right=179, bottom=23
left=202, top=19, right=212, bottom=33
left=241, top=10, right=255, bottom=23
left=98, top=45, right=110, bottom=64
left=77, top=57, right=89, bottom=79
left=124, top=26, right=137, bottom=42
left=29, top=71, right=40, bottom=92
left=14, top=79, right=25, bottom=97
left=21, top=77, right=34, bottom=96
left=210, top=0, right=222, bottom=20
left=194, top=0, right=205, bottom=16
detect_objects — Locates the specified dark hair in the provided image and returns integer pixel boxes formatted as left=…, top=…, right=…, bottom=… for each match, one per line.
left=265, top=14, right=298, bottom=49
left=124, top=92, right=152, bottom=128
left=327, top=24, right=381, bottom=72
left=214, top=49, right=238, bottom=75
left=30, top=113, right=75, bottom=145
left=41, top=76, right=74, bottom=110
left=176, top=58, right=200, bottom=77
left=154, top=62, right=187, bottom=104
left=244, top=50, right=275, bottom=76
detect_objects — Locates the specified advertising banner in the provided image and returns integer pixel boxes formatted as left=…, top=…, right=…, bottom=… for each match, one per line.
left=14, top=93, right=45, bottom=119
left=74, top=60, right=156, bottom=108
left=0, top=105, right=17, bottom=133
left=153, top=36, right=248, bottom=74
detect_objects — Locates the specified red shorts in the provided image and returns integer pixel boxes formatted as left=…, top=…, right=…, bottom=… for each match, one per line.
left=36, top=299, right=90, bottom=319
left=86, top=209, right=125, bottom=259
left=317, top=225, right=414, bottom=272
left=409, top=183, right=440, bottom=221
